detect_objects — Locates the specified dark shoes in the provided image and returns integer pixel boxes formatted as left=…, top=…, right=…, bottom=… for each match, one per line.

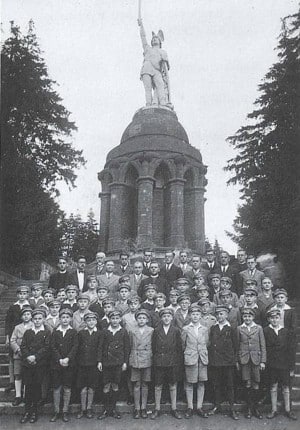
left=197, top=408, right=208, bottom=418
left=185, top=408, right=193, bottom=419
left=86, top=409, right=93, bottom=419
left=12, top=397, right=23, bottom=406
left=20, top=412, right=31, bottom=424
left=133, top=409, right=140, bottom=419
left=285, top=411, right=297, bottom=420
left=29, top=413, right=38, bottom=423
left=245, top=407, right=252, bottom=419
left=50, top=413, right=59, bottom=422
left=171, top=409, right=182, bottom=419
left=253, top=407, right=263, bottom=419
left=97, top=409, right=109, bottom=420
left=267, top=410, right=278, bottom=419
left=151, top=409, right=160, bottom=420
left=208, top=405, right=221, bottom=415
left=111, top=409, right=121, bottom=419
left=230, top=410, right=239, bottom=420
left=62, top=412, right=69, bottom=422
left=141, top=409, right=148, bottom=419
left=76, top=410, right=86, bottom=419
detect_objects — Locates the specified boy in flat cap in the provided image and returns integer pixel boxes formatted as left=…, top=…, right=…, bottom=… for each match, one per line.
left=269, top=289, right=297, bottom=333
left=174, top=294, right=191, bottom=331
left=99, top=298, right=115, bottom=330
left=10, top=306, right=33, bottom=406
left=76, top=312, right=102, bottom=419
left=208, top=305, right=239, bottom=420
left=115, top=278, right=131, bottom=316
left=129, top=309, right=154, bottom=419
left=167, top=289, right=180, bottom=313
left=181, top=305, right=209, bottom=419
left=29, top=283, right=45, bottom=309
left=98, top=309, right=130, bottom=420
left=198, top=298, right=217, bottom=332
left=20, top=308, right=50, bottom=424
left=122, top=295, right=141, bottom=333
left=151, top=308, right=183, bottom=420
left=72, top=293, right=90, bottom=332
left=264, top=308, right=297, bottom=420
left=150, top=292, right=167, bottom=328
left=89, top=284, right=109, bottom=320
left=5, top=285, right=31, bottom=394
left=45, top=300, right=61, bottom=333
left=50, top=308, right=78, bottom=422
left=237, top=308, right=266, bottom=419
left=63, top=285, right=79, bottom=313
left=208, top=273, right=221, bottom=300
left=242, top=286, right=264, bottom=325
left=219, top=289, right=241, bottom=330
left=141, top=284, right=157, bottom=311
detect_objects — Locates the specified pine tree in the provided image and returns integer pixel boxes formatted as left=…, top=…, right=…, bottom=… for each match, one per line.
left=1, top=21, right=85, bottom=273
left=225, top=10, right=300, bottom=295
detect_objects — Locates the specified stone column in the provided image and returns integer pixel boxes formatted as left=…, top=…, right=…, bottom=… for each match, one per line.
left=98, top=191, right=110, bottom=251
left=136, top=176, right=154, bottom=248
left=107, top=182, right=127, bottom=251
left=168, top=178, right=185, bottom=248
left=190, top=186, right=205, bottom=253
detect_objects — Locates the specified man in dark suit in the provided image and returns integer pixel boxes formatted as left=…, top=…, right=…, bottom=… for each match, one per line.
left=138, top=261, right=170, bottom=300
left=232, top=249, right=248, bottom=273
left=184, top=255, right=208, bottom=286
left=238, top=255, right=265, bottom=294
left=48, top=256, right=71, bottom=292
left=178, top=250, right=192, bottom=275
left=68, top=255, right=88, bottom=293
left=114, top=251, right=133, bottom=276
left=217, top=251, right=239, bottom=293
left=160, top=251, right=183, bottom=289
left=129, top=260, right=148, bottom=294
left=93, top=251, right=106, bottom=277
left=201, top=249, right=219, bottom=274
left=142, top=249, right=153, bottom=276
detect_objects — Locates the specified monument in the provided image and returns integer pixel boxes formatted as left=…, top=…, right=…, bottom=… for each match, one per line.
left=98, top=2, right=207, bottom=255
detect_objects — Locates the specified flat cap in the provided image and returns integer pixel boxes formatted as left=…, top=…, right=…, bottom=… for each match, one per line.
left=59, top=308, right=73, bottom=317
left=241, top=307, right=255, bottom=316
left=97, top=284, right=108, bottom=291
left=17, top=285, right=30, bottom=294
left=42, top=288, right=55, bottom=297
left=246, top=279, right=258, bottom=286
left=77, top=293, right=91, bottom=302
left=177, top=294, right=191, bottom=303
left=102, top=298, right=115, bottom=307
left=219, top=289, right=233, bottom=297
left=135, top=309, right=150, bottom=320
left=144, top=284, right=157, bottom=292
left=32, top=308, right=47, bottom=318
left=127, top=295, right=141, bottom=304
left=189, top=304, right=202, bottom=314
left=119, top=274, right=131, bottom=284
left=244, top=286, right=258, bottom=296
left=65, top=285, right=79, bottom=292
left=84, top=311, right=98, bottom=321
left=108, top=309, right=122, bottom=319
left=220, top=276, right=232, bottom=284
left=31, top=283, right=43, bottom=291
left=215, top=305, right=229, bottom=314
left=159, top=308, right=174, bottom=318
left=273, top=288, right=288, bottom=297
left=197, top=298, right=210, bottom=306
left=21, top=306, right=33, bottom=316
left=208, top=273, right=221, bottom=280
left=48, top=299, right=62, bottom=307
left=266, top=308, right=281, bottom=318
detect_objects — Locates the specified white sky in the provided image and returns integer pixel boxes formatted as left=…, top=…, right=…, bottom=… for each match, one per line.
left=2, top=0, right=298, bottom=254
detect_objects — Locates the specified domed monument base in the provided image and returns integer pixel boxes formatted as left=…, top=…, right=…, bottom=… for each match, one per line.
left=98, top=107, right=207, bottom=255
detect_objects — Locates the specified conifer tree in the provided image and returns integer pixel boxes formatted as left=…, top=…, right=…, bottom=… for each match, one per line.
left=225, top=10, right=300, bottom=294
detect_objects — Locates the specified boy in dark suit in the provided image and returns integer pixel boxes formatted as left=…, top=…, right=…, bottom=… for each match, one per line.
left=237, top=308, right=266, bottom=419
left=97, top=309, right=130, bottom=420
left=151, top=308, right=183, bottom=420
left=50, top=308, right=78, bottom=422
left=76, top=311, right=102, bottom=419
left=28, top=283, right=45, bottom=309
left=264, top=308, right=297, bottom=420
left=208, top=305, right=239, bottom=420
left=20, top=308, right=51, bottom=424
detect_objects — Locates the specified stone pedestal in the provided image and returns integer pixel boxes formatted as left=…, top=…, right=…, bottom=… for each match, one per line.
left=98, top=107, right=207, bottom=255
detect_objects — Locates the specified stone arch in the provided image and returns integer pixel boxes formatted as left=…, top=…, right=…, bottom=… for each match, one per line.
left=150, top=157, right=176, bottom=179
left=120, top=160, right=142, bottom=183
left=152, top=162, right=172, bottom=247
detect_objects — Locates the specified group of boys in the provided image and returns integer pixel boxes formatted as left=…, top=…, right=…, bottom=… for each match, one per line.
left=4, top=248, right=298, bottom=423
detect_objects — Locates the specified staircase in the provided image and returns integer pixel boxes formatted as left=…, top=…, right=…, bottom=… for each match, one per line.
left=0, top=276, right=300, bottom=414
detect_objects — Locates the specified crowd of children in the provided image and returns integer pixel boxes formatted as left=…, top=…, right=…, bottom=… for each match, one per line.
left=4, top=254, right=298, bottom=424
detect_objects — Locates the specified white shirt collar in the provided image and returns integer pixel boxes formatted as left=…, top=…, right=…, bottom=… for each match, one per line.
left=163, top=324, right=171, bottom=334
left=143, top=299, right=154, bottom=304
left=269, top=324, right=283, bottom=334
left=241, top=322, right=257, bottom=330
left=32, top=325, right=45, bottom=334
left=14, top=300, right=30, bottom=307
left=244, top=303, right=258, bottom=309
left=57, top=325, right=72, bottom=333
left=46, top=314, right=59, bottom=320
left=274, top=303, right=291, bottom=311
left=84, top=327, right=97, bottom=333
left=108, top=325, right=122, bottom=334
left=216, top=320, right=230, bottom=329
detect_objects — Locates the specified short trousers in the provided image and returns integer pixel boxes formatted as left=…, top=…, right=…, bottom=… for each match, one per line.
left=185, top=361, right=208, bottom=383
left=131, top=366, right=151, bottom=382
left=241, top=362, right=260, bottom=383
left=154, top=366, right=180, bottom=386
left=102, top=365, right=122, bottom=385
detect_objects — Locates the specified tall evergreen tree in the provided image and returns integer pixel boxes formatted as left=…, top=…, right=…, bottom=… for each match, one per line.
left=1, top=21, right=85, bottom=274
left=225, top=10, right=300, bottom=295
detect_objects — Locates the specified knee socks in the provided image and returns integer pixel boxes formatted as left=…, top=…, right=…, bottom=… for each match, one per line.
left=63, top=387, right=71, bottom=413
left=141, top=382, right=148, bottom=410
left=197, top=382, right=205, bottom=410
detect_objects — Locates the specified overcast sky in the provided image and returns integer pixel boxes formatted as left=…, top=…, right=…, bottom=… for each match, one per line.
left=2, top=0, right=298, bottom=254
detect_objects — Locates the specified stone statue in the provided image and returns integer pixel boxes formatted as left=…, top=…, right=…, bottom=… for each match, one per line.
left=137, top=17, right=172, bottom=108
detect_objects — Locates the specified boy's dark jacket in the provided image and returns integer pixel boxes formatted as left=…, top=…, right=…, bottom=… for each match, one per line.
left=152, top=324, right=183, bottom=367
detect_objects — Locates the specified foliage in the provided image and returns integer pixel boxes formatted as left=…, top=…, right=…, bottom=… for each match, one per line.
left=60, top=210, right=99, bottom=262
left=1, top=21, right=85, bottom=274
left=225, top=10, right=300, bottom=294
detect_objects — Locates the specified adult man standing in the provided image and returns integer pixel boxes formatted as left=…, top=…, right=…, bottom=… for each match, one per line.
left=97, top=261, right=120, bottom=298
left=129, top=260, right=148, bottom=294
left=201, top=249, right=219, bottom=274
left=115, top=252, right=133, bottom=276
left=238, top=255, right=265, bottom=294
left=48, top=256, right=71, bottom=292
left=160, top=251, right=183, bottom=288
left=217, top=251, right=239, bottom=293
left=232, top=249, right=248, bottom=273
left=184, top=255, right=208, bottom=286
left=93, top=251, right=106, bottom=278
left=142, top=249, right=153, bottom=276
left=179, top=250, right=192, bottom=275
left=68, top=255, right=88, bottom=292
left=138, top=261, right=169, bottom=300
